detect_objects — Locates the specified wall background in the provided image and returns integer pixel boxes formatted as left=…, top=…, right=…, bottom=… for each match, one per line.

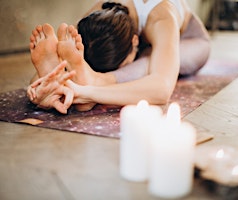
left=0, top=0, right=95, bottom=53
left=0, top=0, right=205, bottom=53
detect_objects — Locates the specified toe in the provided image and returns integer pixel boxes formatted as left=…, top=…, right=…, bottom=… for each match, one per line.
left=75, top=35, right=84, bottom=51
left=33, top=25, right=45, bottom=41
left=29, top=42, right=35, bottom=51
left=76, top=34, right=82, bottom=43
left=57, top=23, right=68, bottom=41
left=36, top=25, right=43, bottom=33
left=69, top=25, right=78, bottom=38
left=32, top=29, right=41, bottom=43
left=36, top=25, right=44, bottom=39
left=42, top=23, right=56, bottom=38
left=32, top=29, right=39, bottom=38
left=29, top=36, right=35, bottom=47
left=76, top=42, right=84, bottom=52
left=30, top=35, right=35, bottom=42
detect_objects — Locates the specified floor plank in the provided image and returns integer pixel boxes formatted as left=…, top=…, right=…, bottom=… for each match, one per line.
left=185, top=78, right=238, bottom=147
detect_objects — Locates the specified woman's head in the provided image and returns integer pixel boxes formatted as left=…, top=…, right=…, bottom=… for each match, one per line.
left=77, top=2, right=137, bottom=72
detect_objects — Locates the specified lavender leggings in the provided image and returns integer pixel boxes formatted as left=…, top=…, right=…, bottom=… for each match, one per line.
left=111, top=13, right=210, bottom=83
left=179, top=13, right=210, bottom=75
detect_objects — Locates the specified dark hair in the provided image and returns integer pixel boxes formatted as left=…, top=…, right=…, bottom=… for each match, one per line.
left=77, top=2, right=136, bottom=72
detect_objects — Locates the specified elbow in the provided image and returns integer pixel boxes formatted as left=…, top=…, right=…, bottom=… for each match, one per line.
left=153, top=90, right=171, bottom=105
left=160, top=91, right=171, bottom=104
left=148, top=81, right=174, bottom=105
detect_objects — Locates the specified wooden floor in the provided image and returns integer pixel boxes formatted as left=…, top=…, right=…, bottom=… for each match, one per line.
left=0, top=31, right=238, bottom=200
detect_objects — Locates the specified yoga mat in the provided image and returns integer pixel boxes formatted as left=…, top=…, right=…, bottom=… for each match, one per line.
left=0, top=59, right=238, bottom=141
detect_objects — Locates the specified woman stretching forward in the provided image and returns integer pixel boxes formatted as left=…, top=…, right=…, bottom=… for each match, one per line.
left=28, top=0, right=210, bottom=113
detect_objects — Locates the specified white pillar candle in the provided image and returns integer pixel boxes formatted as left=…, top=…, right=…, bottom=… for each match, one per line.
left=149, top=103, right=196, bottom=199
left=120, top=100, right=162, bottom=182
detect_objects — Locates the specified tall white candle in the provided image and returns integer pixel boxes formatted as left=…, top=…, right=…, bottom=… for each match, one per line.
left=149, top=103, right=196, bottom=198
left=120, top=100, right=162, bottom=182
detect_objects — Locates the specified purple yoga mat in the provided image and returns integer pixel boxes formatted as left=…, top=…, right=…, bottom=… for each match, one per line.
left=0, top=59, right=237, bottom=138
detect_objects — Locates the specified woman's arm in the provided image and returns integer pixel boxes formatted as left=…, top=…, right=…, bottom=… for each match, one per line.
left=72, top=2, right=181, bottom=106
left=29, top=16, right=180, bottom=108
left=29, top=1, right=181, bottom=109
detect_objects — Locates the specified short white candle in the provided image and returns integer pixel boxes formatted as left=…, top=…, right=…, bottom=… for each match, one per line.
left=120, top=100, right=162, bottom=182
left=205, top=146, right=238, bottom=184
left=149, top=103, right=196, bottom=198
left=232, top=165, right=238, bottom=176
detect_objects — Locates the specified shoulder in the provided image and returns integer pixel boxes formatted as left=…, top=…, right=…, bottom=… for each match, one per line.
left=142, top=1, right=182, bottom=45
left=148, top=1, right=182, bottom=24
left=146, top=0, right=192, bottom=30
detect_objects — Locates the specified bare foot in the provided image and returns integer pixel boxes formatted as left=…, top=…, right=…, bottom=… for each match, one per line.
left=57, top=23, right=98, bottom=111
left=30, top=23, right=59, bottom=77
left=57, top=23, right=96, bottom=85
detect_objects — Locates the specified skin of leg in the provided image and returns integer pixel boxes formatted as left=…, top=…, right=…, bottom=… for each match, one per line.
left=46, top=14, right=208, bottom=110
left=57, top=23, right=97, bottom=85
left=29, top=23, right=113, bottom=112
left=28, top=23, right=78, bottom=113
left=57, top=23, right=101, bottom=111
left=29, top=23, right=59, bottom=82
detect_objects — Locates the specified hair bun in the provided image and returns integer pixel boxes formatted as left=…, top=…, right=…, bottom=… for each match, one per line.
left=102, top=2, right=129, bottom=14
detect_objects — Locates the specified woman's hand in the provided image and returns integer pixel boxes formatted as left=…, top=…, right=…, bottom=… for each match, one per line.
left=27, top=61, right=76, bottom=114
left=64, top=79, right=97, bottom=111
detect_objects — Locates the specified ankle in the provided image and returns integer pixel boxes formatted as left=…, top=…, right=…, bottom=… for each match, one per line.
left=71, top=63, right=94, bottom=86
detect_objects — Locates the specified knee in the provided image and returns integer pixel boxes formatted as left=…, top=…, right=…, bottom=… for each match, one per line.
left=179, top=40, right=210, bottom=76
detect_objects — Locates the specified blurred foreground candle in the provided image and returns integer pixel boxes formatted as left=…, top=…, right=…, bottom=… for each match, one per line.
left=149, top=103, right=196, bottom=199
left=120, top=100, right=162, bottom=182
left=197, top=146, right=238, bottom=186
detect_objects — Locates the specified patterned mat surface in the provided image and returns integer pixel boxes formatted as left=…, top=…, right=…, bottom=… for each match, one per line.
left=0, top=59, right=238, bottom=138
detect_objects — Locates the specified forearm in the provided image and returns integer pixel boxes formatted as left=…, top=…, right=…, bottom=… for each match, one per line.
left=110, top=56, right=149, bottom=83
left=73, top=57, right=177, bottom=106
left=93, top=53, right=150, bottom=87
left=76, top=74, right=174, bottom=106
